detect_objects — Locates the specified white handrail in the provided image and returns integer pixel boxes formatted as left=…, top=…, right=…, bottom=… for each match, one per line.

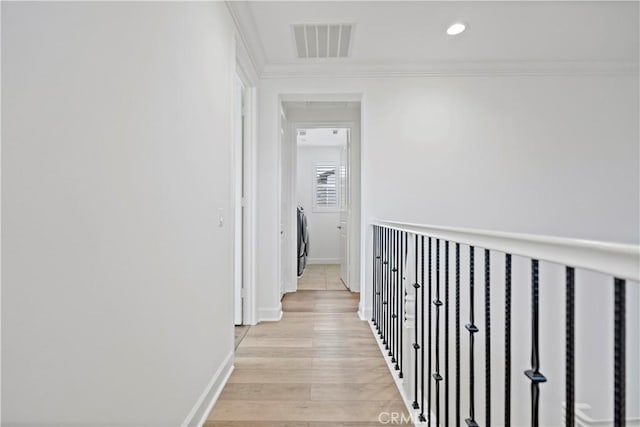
left=374, top=220, right=640, bottom=282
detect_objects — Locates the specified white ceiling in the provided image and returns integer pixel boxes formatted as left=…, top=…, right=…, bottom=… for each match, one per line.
left=231, top=1, right=639, bottom=76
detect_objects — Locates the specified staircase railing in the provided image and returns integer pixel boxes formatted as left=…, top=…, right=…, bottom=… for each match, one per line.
left=370, top=220, right=639, bottom=427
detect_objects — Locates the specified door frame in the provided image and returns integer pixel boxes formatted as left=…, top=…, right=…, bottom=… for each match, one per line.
left=282, top=119, right=359, bottom=294
left=233, top=75, right=244, bottom=325
left=234, top=66, right=257, bottom=326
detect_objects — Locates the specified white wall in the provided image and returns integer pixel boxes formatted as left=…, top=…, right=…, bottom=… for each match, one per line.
left=257, top=73, right=639, bottom=304
left=2, top=2, right=236, bottom=425
left=256, top=71, right=639, bottom=424
left=297, top=145, right=342, bottom=263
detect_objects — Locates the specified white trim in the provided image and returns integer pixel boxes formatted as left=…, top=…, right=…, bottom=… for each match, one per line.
left=181, top=351, right=234, bottom=427
left=282, top=279, right=296, bottom=295
left=375, top=220, right=640, bottom=282
left=240, top=86, right=258, bottom=326
left=259, top=305, right=284, bottom=322
left=232, top=74, right=245, bottom=326
left=281, top=93, right=363, bottom=103
left=291, top=118, right=361, bottom=294
left=358, top=302, right=368, bottom=321
left=367, top=320, right=423, bottom=427
left=235, top=35, right=259, bottom=85
left=229, top=2, right=259, bottom=326
left=307, top=258, right=340, bottom=264
left=278, top=101, right=298, bottom=300
left=566, top=402, right=640, bottom=427
left=262, top=60, right=638, bottom=79
left=225, top=1, right=266, bottom=76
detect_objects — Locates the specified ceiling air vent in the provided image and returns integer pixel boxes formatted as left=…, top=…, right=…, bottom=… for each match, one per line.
left=292, top=24, right=353, bottom=59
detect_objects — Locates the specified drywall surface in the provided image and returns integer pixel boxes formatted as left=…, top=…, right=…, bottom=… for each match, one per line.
left=297, top=145, right=342, bottom=263
left=256, top=71, right=639, bottom=424
left=2, top=2, right=235, bottom=425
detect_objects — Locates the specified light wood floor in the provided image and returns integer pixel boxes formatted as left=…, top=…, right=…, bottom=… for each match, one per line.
left=234, top=325, right=250, bottom=350
left=206, top=265, right=410, bottom=426
left=297, top=264, right=348, bottom=291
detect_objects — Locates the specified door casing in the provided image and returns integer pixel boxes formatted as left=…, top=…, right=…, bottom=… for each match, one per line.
left=282, top=119, right=359, bottom=294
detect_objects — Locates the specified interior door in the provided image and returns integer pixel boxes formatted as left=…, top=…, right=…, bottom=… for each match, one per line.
left=234, top=76, right=244, bottom=325
left=280, top=108, right=287, bottom=298
left=338, top=131, right=350, bottom=287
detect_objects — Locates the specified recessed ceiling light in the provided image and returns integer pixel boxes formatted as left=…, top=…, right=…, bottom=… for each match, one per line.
left=446, top=22, right=466, bottom=36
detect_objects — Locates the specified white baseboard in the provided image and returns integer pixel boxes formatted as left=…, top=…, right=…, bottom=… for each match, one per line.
left=258, top=305, right=283, bottom=322
left=181, top=351, right=234, bottom=427
left=307, top=258, right=340, bottom=264
left=358, top=303, right=370, bottom=321
left=281, top=280, right=296, bottom=294
left=367, top=320, right=423, bottom=426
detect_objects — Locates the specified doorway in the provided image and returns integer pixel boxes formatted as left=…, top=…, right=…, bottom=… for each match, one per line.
left=232, top=73, right=258, bottom=329
left=279, top=100, right=362, bottom=297
left=296, top=127, right=349, bottom=289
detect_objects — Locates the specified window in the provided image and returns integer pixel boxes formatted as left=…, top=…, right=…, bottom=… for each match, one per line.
left=313, top=164, right=338, bottom=212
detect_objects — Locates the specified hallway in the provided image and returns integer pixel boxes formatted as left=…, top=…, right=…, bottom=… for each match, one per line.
left=3, top=2, right=638, bottom=426
left=206, top=269, right=410, bottom=426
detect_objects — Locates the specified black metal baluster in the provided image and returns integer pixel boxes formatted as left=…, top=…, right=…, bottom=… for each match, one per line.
left=505, top=253, right=512, bottom=427
left=614, top=278, right=626, bottom=427
left=399, top=231, right=405, bottom=379
left=394, top=229, right=398, bottom=362
left=388, top=228, right=392, bottom=352
left=427, top=237, right=432, bottom=426
left=525, top=259, right=546, bottom=427
left=378, top=228, right=382, bottom=335
left=413, top=233, right=421, bottom=410
left=465, top=246, right=478, bottom=427
left=445, top=241, right=450, bottom=427
left=379, top=226, right=383, bottom=336
left=385, top=228, right=390, bottom=349
left=433, top=239, right=442, bottom=426
left=419, top=235, right=427, bottom=423
left=396, top=229, right=400, bottom=367
left=395, top=231, right=401, bottom=372
left=566, top=266, right=575, bottom=427
left=485, top=249, right=491, bottom=427
left=373, top=226, right=378, bottom=326
left=393, top=230, right=397, bottom=362
left=390, top=230, right=396, bottom=359
left=376, top=227, right=381, bottom=334
left=377, top=227, right=382, bottom=334
left=456, top=243, right=461, bottom=427
left=383, top=228, right=388, bottom=347
left=379, top=226, right=382, bottom=329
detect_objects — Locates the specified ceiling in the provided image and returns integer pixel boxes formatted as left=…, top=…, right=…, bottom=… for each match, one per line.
left=230, top=1, right=639, bottom=77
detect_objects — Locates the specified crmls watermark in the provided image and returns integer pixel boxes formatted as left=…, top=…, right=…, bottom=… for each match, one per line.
left=377, top=411, right=417, bottom=425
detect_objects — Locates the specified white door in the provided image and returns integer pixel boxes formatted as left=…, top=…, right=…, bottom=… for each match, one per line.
left=233, top=76, right=244, bottom=325
left=338, top=131, right=350, bottom=287
left=280, top=111, right=286, bottom=298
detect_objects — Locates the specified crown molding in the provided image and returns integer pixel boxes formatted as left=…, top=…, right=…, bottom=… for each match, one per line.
left=224, top=2, right=638, bottom=80
left=261, top=59, right=639, bottom=79
left=226, top=1, right=267, bottom=79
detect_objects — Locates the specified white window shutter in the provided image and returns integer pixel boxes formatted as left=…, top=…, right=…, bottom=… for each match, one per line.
left=313, top=164, right=338, bottom=212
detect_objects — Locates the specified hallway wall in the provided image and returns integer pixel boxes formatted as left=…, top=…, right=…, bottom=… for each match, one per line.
left=2, top=2, right=236, bottom=426
left=255, top=71, right=639, bottom=424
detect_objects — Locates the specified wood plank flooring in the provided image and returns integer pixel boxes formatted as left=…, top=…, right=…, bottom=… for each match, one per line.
left=206, top=265, right=411, bottom=426
left=297, top=264, right=349, bottom=291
